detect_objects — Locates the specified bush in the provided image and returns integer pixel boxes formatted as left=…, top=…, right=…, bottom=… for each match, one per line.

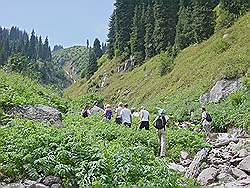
left=0, top=115, right=206, bottom=187
left=158, top=52, right=174, bottom=76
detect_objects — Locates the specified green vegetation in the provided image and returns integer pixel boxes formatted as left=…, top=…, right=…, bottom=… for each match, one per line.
left=0, top=116, right=207, bottom=187
left=67, top=13, right=250, bottom=132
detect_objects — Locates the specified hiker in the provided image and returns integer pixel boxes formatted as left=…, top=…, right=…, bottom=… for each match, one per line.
left=104, top=104, right=113, bottom=121
left=153, top=109, right=169, bottom=158
left=91, top=101, right=105, bottom=115
left=201, top=107, right=212, bottom=137
left=81, top=105, right=91, bottom=118
left=139, top=106, right=149, bottom=130
left=115, top=102, right=123, bottom=124
left=121, top=103, right=132, bottom=127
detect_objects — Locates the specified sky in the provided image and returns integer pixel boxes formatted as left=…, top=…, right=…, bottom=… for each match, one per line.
left=0, top=0, right=115, bottom=48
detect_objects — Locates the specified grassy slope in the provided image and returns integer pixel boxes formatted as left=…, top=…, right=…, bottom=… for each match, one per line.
left=67, top=13, right=250, bottom=129
left=52, top=46, right=89, bottom=82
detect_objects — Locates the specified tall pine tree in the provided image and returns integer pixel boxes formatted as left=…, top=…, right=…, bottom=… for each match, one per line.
left=28, top=30, right=37, bottom=60
left=153, top=0, right=179, bottom=53
left=107, top=10, right=116, bottom=59
left=130, top=4, right=146, bottom=64
left=114, top=0, right=136, bottom=58
left=37, top=36, right=43, bottom=59
left=145, top=0, right=156, bottom=59
left=86, top=48, right=98, bottom=80
left=93, top=38, right=103, bottom=59
left=42, top=37, right=52, bottom=61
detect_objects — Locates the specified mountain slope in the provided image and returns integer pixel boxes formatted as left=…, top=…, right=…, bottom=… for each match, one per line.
left=66, top=13, right=250, bottom=130
left=52, top=46, right=89, bottom=83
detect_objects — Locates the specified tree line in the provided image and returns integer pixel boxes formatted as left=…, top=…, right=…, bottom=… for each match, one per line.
left=107, top=0, right=249, bottom=65
left=0, top=26, right=52, bottom=66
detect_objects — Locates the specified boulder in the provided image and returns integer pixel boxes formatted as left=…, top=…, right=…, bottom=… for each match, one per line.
left=8, top=105, right=63, bottom=127
left=180, top=151, right=189, bottom=160
left=232, top=168, right=248, bottom=180
left=168, top=163, right=186, bottom=173
left=23, top=180, right=36, bottom=188
left=41, top=176, right=61, bottom=187
left=197, top=167, right=218, bottom=186
left=238, top=149, right=249, bottom=158
left=238, top=156, right=250, bottom=173
left=51, top=184, right=63, bottom=188
left=200, top=79, right=241, bottom=104
left=217, top=173, right=235, bottom=183
left=185, top=149, right=209, bottom=178
left=3, top=183, right=25, bottom=188
left=208, top=178, right=250, bottom=188
left=32, top=184, right=49, bottom=188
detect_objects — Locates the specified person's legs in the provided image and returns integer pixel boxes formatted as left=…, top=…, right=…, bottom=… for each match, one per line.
left=139, top=122, right=145, bottom=129
left=145, top=121, right=149, bottom=130
left=159, top=129, right=166, bottom=157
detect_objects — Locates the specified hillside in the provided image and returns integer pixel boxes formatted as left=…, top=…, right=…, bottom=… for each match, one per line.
left=52, top=46, right=89, bottom=83
left=66, top=12, right=250, bottom=131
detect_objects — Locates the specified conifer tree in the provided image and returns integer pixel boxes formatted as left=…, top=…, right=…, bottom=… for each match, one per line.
left=37, top=36, right=43, bottom=59
left=153, top=0, right=179, bottom=53
left=191, top=0, right=214, bottom=43
left=107, top=10, right=116, bottom=59
left=175, top=0, right=194, bottom=50
left=86, top=49, right=98, bottom=79
left=115, top=0, right=136, bottom=57
left=28, top=30, right=37, bottom=60
left=145, top=0, right=156, bottom=59
left=93, top=38, right=103, bottom=59
left=130, top=4, right=146, bottom=64
left=42, top=37, right=52, bottom=61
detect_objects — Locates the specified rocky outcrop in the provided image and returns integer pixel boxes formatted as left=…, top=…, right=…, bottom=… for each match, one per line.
left=169, top=130, right=250, bottom=188
left=7, top=105, right=63, bottom=127
left=200, top=79, right=241, bottom=104
left=1, top=176, right=62, bottom=188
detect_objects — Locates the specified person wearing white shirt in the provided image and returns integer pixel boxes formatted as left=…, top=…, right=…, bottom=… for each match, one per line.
left=121, top=103, right=132, bottom=127
left=139, top=106, right=150, bottom=130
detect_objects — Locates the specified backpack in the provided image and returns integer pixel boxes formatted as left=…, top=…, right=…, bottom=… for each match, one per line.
left=206, top=113, right=212, bottom=122
left=106, top=109, right=112, bottom=120
left=82, top=110, right=88, bottom=118
left=155, top=116, right=167, bottom=129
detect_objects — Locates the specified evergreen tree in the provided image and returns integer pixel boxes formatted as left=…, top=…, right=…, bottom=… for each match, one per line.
left=191, top=0, right=215, bottom=43
left=93, top=38, right=103, bottom=59
left=52, top=45, right=63, bottom=52
left=130, top=4, right=146, bottom=64
left=42, top=37, right=52, bottom=61
left=87, top=39, right=89, bottom=48
left=145, top=0, right=156, bottom=59
left=115, top=0, right=136, bottom=58
left=220, top=0, right=249, bottom=16
left=86, top=49, right=98, bottom=79
left=28, top=30, right=37, bottom=60
left=107, top=10, right=116, bottom=59
left=153, top=0, right=179, bottom=53
left=37, top=36, right=43, bottom=59
left=175, top=0, right=194, bottom=50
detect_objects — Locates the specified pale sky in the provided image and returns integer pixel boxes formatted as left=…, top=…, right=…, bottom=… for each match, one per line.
left=0, top=0, right=115, bottom=47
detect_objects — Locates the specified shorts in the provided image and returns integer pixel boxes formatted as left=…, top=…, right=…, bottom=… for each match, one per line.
left=123, top=122, right=131, bottom=128
left=139, top=121, right=149, bottom=130
left=115, top=117, right=122, bottom=124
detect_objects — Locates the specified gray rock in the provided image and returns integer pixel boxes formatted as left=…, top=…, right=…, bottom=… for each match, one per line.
left=3, top=183, right=25, bottom=188
left=217, top=173, right=235, bottom=183
left=23, top=180, right=36, bottom=187
left=231, top=158, right=244, bottom=165
left=218, top=165, right=232, bottom=174
left=214, top=139, right=239, bottom=148
left=185, top=149, right=209, bottom=178
left=180, top=159, right=192, bottom=167
left=197, top=167, right=218, bottom=186
left=41, top=176, right=61, bottom=187
left=168, top=163, right=186, bottom=173
left=238, top=156, right=250, bottom=173
left=8, top=105, right=63, bottom=127
left=51, top=184, right=63, bottom=188
left=180, top=151, right=189, bottom=160
left=208, top=178, right=250, bottom=188
left=232, top=168, right=248, bottom=180
left=238, top=149, right=249, bottom=158
left=33, top=184, right=49, bottom=188
left=200, top=79, right=241, bottom=104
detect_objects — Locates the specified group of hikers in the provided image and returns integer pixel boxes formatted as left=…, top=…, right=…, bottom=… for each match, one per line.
left=81, top=102, right=212, bottom=158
